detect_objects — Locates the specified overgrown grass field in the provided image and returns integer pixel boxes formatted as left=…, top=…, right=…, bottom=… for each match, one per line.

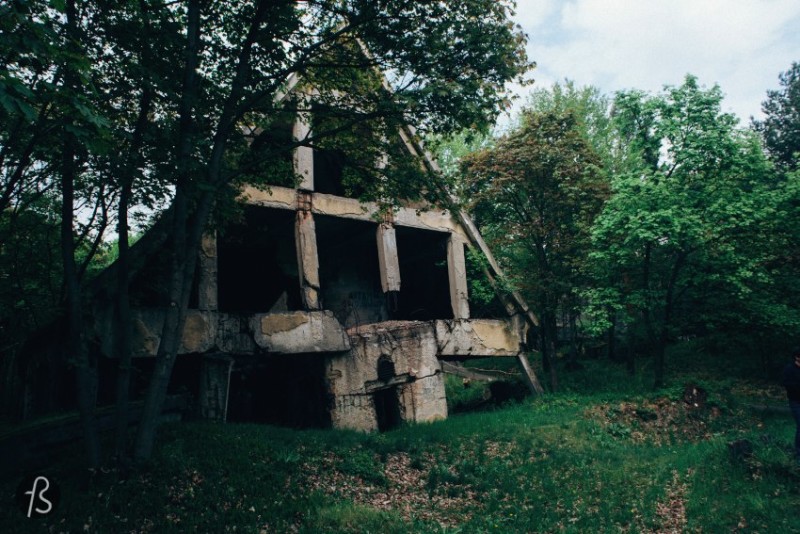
left=2, top=346, right=799, bottom=533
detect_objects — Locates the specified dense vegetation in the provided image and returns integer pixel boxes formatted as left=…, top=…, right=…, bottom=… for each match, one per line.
left=455, top=71, right=800, bottom=391
left=2, top=347, right=798, bottom=532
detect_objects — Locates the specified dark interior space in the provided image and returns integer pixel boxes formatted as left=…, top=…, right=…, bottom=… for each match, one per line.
left=226, top=355, right=331, bottom=428
left=217, top=207, right=302, bottom=314
left=394, top=226, right=452, bottom=320
left=129, top=353, right=202, bottom=401
left=313, top=149, right=346, bottom=196
left=374, top=387, right=402, bottom=432
left=129, top=247, right=171, bottom=308
left=316, top=215, right=387, bottom=328
left=14, top=331, right=78, bottom=420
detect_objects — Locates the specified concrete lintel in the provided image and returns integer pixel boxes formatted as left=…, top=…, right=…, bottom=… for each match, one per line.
left=376, top=223, right=401, bottom=292
left=253, top=311, right=350, bottom=353
left=295, top=207, right=321, bottom=310
left=364, top=373, right=413, bottom=394
left=239, top=185, right=297, bottom=210
left=434, top=319, right=521, bottom=357
left=311, top=192, right=468, bottom=238
left=447, top=234, right=470, bottom=319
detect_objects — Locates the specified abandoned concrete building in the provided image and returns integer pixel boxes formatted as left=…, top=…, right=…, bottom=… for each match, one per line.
left=92, top=80, right=541, bottom=433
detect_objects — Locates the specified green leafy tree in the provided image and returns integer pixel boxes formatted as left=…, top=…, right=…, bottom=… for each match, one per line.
left=462, top=109, right=608, bottom=390
left=753, top=61, right=800, bottom=173
left=587, top=76, right=797, bottom=388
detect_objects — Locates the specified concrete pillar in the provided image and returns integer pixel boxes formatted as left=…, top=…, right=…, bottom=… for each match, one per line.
left=447, top=234, right=470, bottom=319
left=198, top=354, right=233, bottom=422
left=293, top=101, right=314, bottom=191
left=197, top=232, right=218, bottom=311
left=295, top=192, right=321, bottom=310
left=376, top=223, right=401, bottom=293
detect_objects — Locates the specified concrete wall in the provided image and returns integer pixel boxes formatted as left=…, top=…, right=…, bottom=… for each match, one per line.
left=326, top=321, right=446, bottom=431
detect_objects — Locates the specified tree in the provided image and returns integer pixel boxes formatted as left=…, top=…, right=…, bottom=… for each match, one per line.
left=586, top=76, right=795, bottom=388
left=3, top=0, right=532, bottom=463
left=753, top=61, right=800, bottom=173
left=462, top=109, right=608, bottom=390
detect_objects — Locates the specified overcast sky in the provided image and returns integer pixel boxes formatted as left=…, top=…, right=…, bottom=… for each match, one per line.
left=508, top=0, right=800, bottom=125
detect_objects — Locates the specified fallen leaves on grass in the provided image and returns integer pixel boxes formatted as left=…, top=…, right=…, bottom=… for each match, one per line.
left=651, top=470, right=690, bottom=534
left=585, top=397, right=723, bottom=445
left=303, top=451, right=482, bottom=528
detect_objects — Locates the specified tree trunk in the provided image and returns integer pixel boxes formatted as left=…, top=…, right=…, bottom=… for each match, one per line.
left=62, top=0, right=100, bottom=469
left=539, top=311, right=559, bottom=391
left=113, top=88, right=151, bottom=462
left=132, top=0, right=202, bottom=462
left=567, top=311, right=579, bottom=368
left=653, top=251, right=687, bottom=389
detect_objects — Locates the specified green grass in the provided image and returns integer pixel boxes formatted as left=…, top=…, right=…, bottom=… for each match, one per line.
left=2, top=350, right=799, bottom=533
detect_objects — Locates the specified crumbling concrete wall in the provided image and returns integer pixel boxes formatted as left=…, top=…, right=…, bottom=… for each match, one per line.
left=326, top=321, right=446, bottom=431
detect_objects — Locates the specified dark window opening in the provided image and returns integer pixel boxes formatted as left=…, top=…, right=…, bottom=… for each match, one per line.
left=374, top=387, right=402, bottom=432
left=242, top=114, right=296, bottom=188
left=310, top=102, right=370, bottom=198
left=377, top=356, right=395, bottom=382
left=313, top=149, right=346, bottom=196
left=316, top=215, right=388, bottom=328
left=129, top=248, right=171, bottom=308
left=217, top=207, right=302, bottom=314
left=394, top=227, right=452, bottom=320
left=226, top=355, right=331, bottom=428
left=131, top=353, right=202, bottom=399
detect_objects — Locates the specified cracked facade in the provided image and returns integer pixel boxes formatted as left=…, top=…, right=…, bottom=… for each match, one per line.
left=99, top=95, right=533, bottom=433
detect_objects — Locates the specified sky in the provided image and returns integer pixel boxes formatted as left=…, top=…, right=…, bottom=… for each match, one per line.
left=508, top=0, right=800, bottom=125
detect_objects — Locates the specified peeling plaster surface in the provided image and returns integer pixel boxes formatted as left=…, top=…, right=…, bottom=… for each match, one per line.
left=434, top=319, right=520, bottom=357
left=253, top=311, right=350, bottom=353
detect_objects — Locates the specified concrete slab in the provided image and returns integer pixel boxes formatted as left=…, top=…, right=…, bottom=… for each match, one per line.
left=253, top=311, right=350, bottom=353
left=434, top=319, right=520, bottom=357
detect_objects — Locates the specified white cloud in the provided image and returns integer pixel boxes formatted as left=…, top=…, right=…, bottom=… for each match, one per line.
left=511, top=0, right=800, bottom=121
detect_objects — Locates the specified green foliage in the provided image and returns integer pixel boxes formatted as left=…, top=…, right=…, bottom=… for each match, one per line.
left=585, top=76, right=800, bottom=384
left=753, top=61, right=800, bottom=173
left=0, top=203, right=63, bottom=350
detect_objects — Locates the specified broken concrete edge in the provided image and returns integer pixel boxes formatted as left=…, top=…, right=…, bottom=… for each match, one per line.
left=254, top=311, right=350, bottom=353
left=105, top=309, right=526, bottom=361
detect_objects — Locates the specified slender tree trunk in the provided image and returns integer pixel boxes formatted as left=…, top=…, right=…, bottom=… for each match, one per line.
left=62, top=0, right=100, bottom=469
left=653, top=251, right=687, bottom=389
left=133, top=0, right=202, bottom=462
left=567, top=310, right=578, bottom=368
left=539, top=311, right=559, bottom=391
left=114, top=88, right=152, bottom=462
left=547, top=312, right=559, bottom=391
left=641, top=242, right=656, bottom=357
left=132, top=0, right=276, bottom=460
left=606, top=306, right=617, bottom=359
left=113, top=183, right=132, bottom=460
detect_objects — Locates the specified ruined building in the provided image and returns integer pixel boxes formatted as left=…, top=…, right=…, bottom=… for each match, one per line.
left=93, top=78, right=541, bottom=433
